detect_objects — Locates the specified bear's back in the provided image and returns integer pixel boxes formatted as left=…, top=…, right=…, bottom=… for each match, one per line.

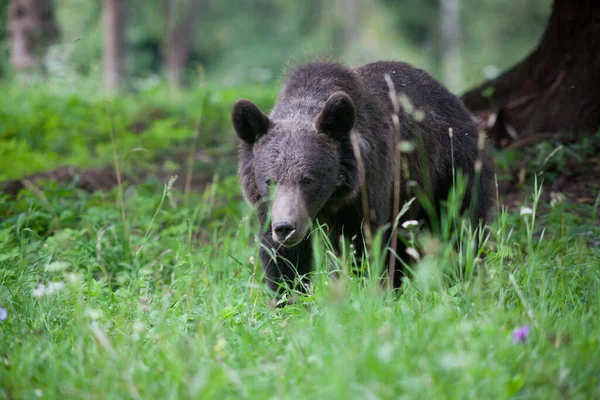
left=355, top=60, right=494, bottom=224
left=355, top=61, right=476, bottom=136
left=270, top=62, right=370, bottom=122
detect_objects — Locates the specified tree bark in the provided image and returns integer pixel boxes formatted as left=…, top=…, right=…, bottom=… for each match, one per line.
left=7, top=0, right=59, bottom=74
left=163, top=0, right=203, bottom=89
left=461, top=0, right=600, bottom=147
left=440, top=0, right=462, bottom=92
left=103, top=0, right=126, bottom=93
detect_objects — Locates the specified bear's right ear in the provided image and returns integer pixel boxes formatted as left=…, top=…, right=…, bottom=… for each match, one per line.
left=231, top=99, right=271, bottom=145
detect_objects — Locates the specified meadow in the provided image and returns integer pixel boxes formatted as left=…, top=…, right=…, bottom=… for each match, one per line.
left=1, top=83, right=599, bottom=399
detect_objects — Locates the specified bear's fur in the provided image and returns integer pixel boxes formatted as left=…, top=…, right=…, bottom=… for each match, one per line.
left=232, top=60, right=495, bottom=295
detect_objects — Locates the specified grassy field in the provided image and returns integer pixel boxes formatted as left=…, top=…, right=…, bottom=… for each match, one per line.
left=1, top=85, right=599, bottom=399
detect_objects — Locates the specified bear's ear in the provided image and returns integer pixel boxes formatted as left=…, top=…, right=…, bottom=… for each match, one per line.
left=232, top=99, right=271, bottom=145
left=316, top=91, right=356, bottom=140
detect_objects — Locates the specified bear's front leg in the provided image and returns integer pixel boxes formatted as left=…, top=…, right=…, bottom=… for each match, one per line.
left=259, top=233, right=313, bottom=300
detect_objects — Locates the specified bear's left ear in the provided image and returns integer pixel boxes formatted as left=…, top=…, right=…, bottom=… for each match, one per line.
left=232, top=99, right=271, bottom=145
left=316, top=91, right=356, bottom=140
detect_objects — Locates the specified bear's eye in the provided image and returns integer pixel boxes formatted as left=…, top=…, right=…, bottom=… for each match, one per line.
left=265, top=179, right=275, bottom=187
left=300, top=177, right=312, bottom=187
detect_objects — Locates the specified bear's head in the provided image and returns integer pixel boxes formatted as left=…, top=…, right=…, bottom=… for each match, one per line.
left=232, top=91, right=356, bottom=247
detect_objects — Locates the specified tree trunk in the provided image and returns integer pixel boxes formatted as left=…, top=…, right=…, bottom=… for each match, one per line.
left=7, top=0, right=59, bottom=74
left=461, top=0, right=600, bottom=147
left=103, top=0, right=126, bottom=93
left=440, top=0, right=462, bottom=92
left=164, top=0, right=203, bottom=89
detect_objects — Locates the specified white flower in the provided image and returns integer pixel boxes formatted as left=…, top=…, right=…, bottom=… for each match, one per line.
left=84, top=309, right=103, bottom=320
left=406, top=247, right=421, bottom=261
left=133, top=322, right=145, bottom=333
left=402, top=220, right=419, bottom=229
left=32, top=285, right=47, bottom=298
left=65, top=273, right=82, bottom=284
left=44, top=261, right=70, bottom=272
left=520, top=206, right=533, bottom=216
left=32, top=282, right=65, bottom=298
left=46, top=282, right=65, bottom=294
left=550, top=192, right=566, bottom=208
left=377, top=342, right=394, bottom=363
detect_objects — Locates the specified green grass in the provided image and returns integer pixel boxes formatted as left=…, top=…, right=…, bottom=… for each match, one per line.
left=1, top=86, right=599, bottom=399
left=1, top=171, right=599, bottom=399
left=0, top=82, right=277, bottom=181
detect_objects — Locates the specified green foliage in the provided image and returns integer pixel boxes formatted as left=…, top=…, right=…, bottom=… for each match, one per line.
left=0, top=82, right=277, bottom=181
left=1, top=167, right=599, bottom=398
left=493, top=131, right=600, bottom=185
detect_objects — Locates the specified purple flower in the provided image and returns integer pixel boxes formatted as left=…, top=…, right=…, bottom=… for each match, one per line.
left=512, top=325, right=531, bottom=344
left=0, top=307, right=7, bottom=321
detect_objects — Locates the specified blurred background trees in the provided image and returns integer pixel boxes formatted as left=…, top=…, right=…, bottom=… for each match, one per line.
left=6, top=0, right=59, bottom=75
left=3, top=0, right=598, bottom=145
left=1, top=0, right=552, bottom=92
left=102, top=0, right=126, bottom=92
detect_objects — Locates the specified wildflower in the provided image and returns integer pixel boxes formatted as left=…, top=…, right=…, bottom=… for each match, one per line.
left=550, top=192, right=566, bottom=208
left=84, top=309, right=103, bottom=320
left=405, top=247, right=420, bottom=261
left=402, top=220, right=419, bottom=229
left=140, top=297, right=149, bottom=311
left=377, top=342, right=394, bottom=363
left=46, top=282, right=65, bottom=294
left=520, top=206, right=533, bottom=216
left=32, top=285, right=47, bottom=298
left=0, top=307, right=7, bottom=321
left=132, top=321, right=146, bottom=342
left=512, top=325, right=531, bottom=344
left=65, top=272, right=82, bottom=284
left=214, top=337, right=227, bottom=358
left=133, top=322, right=145, bottom=333
left=44, top=261, right=70, bottom=272
left=32, top=282, right=65, bottom=298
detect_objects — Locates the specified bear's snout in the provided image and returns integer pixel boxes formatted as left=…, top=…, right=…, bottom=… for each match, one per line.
left=271, top=186, right=309, bottom=247
left=272, top=221, right=298, bottom=245
left=273, top=221, right=295, bottom=238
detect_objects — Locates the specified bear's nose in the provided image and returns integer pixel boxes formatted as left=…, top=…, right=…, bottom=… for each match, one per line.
left=273, top=221, right=295, bottom=240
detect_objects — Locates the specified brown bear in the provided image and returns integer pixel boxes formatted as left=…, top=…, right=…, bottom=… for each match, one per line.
left=231, top=60, right=495, bottom=297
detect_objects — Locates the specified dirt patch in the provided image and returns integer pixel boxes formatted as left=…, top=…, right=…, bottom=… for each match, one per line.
left=1, top=166, right=124, bottom=196
left=497, top=155, right=600, bottom=211
left=1, top=147, right=228, bottom=197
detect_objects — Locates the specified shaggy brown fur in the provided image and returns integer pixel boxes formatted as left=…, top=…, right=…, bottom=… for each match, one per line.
left=232, top=60, right=495, bottom=297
